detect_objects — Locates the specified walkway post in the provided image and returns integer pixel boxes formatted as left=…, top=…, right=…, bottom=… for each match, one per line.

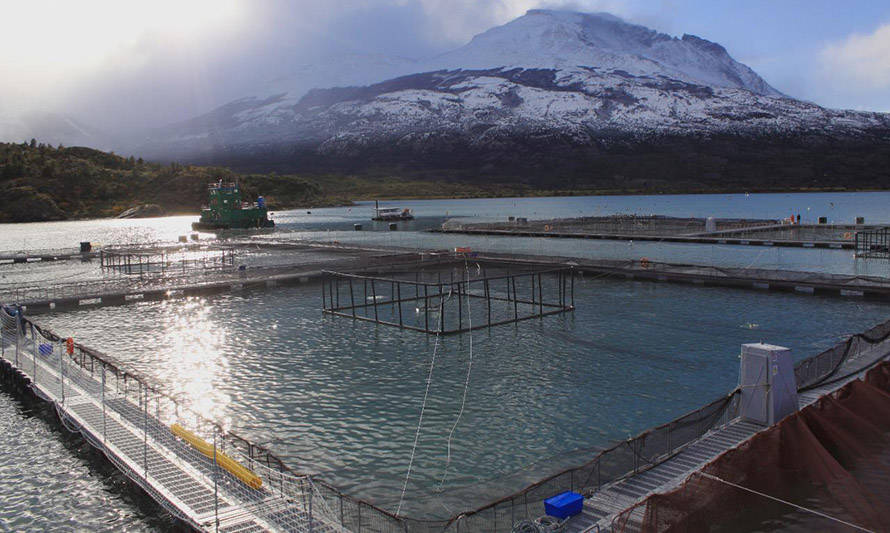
left=101, top=363, right=107, bottom=443
left=142, top=383, right=148, bottom=478
left=214, top=429, right=220, bottom=533
left=308, top=479, right=314, bottom=533
left=59, top=339, right=65, bottom=404
left=31, top=323, right=37, bottom=384
left=14, top=312, right=21, bottom=367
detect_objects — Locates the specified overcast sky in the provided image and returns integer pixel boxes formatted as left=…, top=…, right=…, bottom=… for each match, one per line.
left=2, top=0, right=890, bottom=135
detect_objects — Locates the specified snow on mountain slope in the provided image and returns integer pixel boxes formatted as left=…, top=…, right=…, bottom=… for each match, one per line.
left=138, top=10, right=888, bottom=162
left=429, top=10, right=780, bottom=96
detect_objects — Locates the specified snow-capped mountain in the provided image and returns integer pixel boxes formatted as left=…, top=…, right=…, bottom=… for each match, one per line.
left=427, top=10, right=781, bottom=96
left=135, top=9, right=890, bottom=183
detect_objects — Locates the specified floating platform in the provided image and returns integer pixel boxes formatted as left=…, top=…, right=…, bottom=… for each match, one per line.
left=8, top=243, right=890, bottom=314
left=435, top=215, right=880, bottom=250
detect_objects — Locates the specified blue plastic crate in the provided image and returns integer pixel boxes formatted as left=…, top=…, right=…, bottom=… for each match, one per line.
left=39, top=343, right=53, bottom=355
left=544, top=490, right=583, bottom=519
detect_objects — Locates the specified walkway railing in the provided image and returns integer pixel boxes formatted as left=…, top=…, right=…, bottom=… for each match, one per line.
left=3, top=303, right=889, bottom=533
left=0, top=306, right=349, bottom=533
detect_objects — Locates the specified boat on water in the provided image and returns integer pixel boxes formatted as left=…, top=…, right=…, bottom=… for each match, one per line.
left=372, top=200, right=414, bottom=221
left=192, top=180, right=275, bottom=230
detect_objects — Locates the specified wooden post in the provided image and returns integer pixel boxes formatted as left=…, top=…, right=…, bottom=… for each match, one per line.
left=571, top=268, right=574, bottom=308
left=321, top=278, right=326, bottom=310
left=538, top=273, right=543, bottom=317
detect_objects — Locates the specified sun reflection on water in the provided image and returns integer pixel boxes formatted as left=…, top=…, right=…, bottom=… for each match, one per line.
left=156, top=297, right=232, bottom=430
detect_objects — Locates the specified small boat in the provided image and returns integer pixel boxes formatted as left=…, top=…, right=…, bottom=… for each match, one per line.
left=192, top=180, right=275, bottom=231
left=372, top=200, right=414, bottom=221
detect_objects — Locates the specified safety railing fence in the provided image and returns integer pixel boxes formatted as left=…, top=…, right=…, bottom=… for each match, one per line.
left=441, top=216, right=780, bottom=238
left=794, top=316, right=890, bottom=390
left=3, top=303, right=889, bottom=533
left=1, top=306, right=348, bottom=533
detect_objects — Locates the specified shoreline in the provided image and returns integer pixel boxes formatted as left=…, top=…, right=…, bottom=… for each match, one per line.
left=3, top=186, right=888, bottom=224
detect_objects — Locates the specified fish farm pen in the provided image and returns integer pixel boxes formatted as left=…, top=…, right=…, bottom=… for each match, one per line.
left=322, top=262, right=574, bottom=334
left=437, top=215, right=882, bottom=249
left=5, top=238, right=890, bottom=532
left=855, top=227, right=890, bottom=259
left=100, top=246, right=237, bottom=276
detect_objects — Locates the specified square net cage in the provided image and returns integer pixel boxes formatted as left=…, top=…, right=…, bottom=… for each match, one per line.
left=855, top=227, right=890, bottom=259
left=321, top=261, right=575, bottom=334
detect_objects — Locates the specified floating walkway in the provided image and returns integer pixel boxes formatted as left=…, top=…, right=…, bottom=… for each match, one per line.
left=9, top=245, right=890, bottom=314
left=0, top=309, right=347, bottom=533
left=561, top=345, right=890, bottom=533
left=475, top=251, right=890, bottom=300
left=4, top=242, right=890, bottom=532
left=434, top=222, right=871, bottom=250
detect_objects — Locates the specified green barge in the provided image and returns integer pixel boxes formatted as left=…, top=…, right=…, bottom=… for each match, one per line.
left=192, top=181, right=274, bottom=231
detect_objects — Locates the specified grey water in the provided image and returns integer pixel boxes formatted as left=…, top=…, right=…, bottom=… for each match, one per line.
left=2, top=191, right=890, bottom=527
left=0, top=379, right=171, bottom=531
left=34, top=276, right=890, bottom=519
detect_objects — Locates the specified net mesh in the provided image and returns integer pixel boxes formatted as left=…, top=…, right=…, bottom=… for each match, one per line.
left=616, top=362, right=890, bottom=533
left=3, top=303, right=889, bottom=533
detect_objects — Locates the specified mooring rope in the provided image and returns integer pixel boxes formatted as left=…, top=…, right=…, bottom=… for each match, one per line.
left=698, top=472, right=874, bottom=533
left=438, top=260, right=475, bottom=492
left=396, top=285, right=451, bottom=515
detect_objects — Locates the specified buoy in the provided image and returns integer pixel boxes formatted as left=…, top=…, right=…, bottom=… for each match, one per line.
left=171, top=424, right=262, bottom=489
left=66, top=337, right=74, bottom=355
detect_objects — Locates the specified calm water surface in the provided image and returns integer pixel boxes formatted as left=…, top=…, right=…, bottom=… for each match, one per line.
left=3, top=192, right=890, bottom=526
left=36, top=276, right=890, bottom=518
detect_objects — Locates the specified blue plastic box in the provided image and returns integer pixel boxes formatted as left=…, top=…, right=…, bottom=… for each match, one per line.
left=544, top=490, right=583, bottom=519
left=39, top=343, right=53, bottom=355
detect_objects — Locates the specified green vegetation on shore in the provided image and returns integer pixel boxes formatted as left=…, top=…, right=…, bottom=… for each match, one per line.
left=1, top=139, right=886, bottom=223
left=0, top=141, right=337, bottom=222
left=0, top=140, right=564, bottom=222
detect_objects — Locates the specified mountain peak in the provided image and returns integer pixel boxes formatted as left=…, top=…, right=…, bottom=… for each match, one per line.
left=431, top=9, right=781, bottom=96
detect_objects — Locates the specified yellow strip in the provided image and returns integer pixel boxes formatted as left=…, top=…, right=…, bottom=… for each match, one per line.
left=171, top=424, right=263, bottom=489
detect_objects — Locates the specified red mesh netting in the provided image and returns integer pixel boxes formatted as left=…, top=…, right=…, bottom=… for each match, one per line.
left=614, top=362, right=890, bottom=533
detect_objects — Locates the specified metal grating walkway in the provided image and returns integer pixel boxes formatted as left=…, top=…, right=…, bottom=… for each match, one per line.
left=562, top=339, right=890, bottom=533
left=0, top=313, right=343, bottom=533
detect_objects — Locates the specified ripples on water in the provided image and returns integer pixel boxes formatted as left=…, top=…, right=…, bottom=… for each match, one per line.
left=4, top=192, right=890, bottom=525
left=0, top=380, right=174, bottom=532
left=37, top=275, right=890, bottom=518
